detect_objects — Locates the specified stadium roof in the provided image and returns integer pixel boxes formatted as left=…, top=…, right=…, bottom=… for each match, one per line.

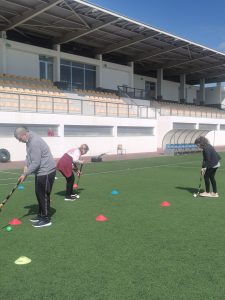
left=1, top=0, right=225, bottom=85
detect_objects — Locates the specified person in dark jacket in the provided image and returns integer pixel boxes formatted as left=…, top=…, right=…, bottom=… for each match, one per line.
left=195, top=136, right=221, bottom=197
left=14, top=127, right=56, bottom=227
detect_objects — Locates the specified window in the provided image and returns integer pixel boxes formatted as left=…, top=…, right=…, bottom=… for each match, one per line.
left=0, top=124, right=58, bottom=137
left=60, top=60, right=96, bottom=91
left=145, top=81, right=156, bottom=99
left=64, top=125, right=112, bottom=137
left=72, top=67, right=84, bottom=90
left=117, top=126, right=154, bottom=136
left=85, top=69, right=96, bottom=90
left=173, top=123, right=196, bottom=129
left=39, top=56, right=53, bottom=80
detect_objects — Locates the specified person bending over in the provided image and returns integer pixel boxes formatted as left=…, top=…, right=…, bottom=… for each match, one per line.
left=57, top=144, right=89, bottom=201
left=195, top=136, right=221, bottom=197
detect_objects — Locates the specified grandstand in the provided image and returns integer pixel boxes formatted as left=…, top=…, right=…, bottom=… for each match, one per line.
left=1, top=0, right=225, bottom=161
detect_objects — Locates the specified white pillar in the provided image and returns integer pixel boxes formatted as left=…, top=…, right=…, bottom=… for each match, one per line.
left=216, top=82, right=222, bottom=104
left=53, top=44, right=61, bottom=82
left=179, top=74, right=186, bottom=103
left=0, top=37, right=7, bottom=73
left=128, top=61, right=134, bottom=88
left=95, top=54, right=102, bottom=88
left=157, top=68, right=163, bottom=100
left=199, top=78, right=205, bottom=104
left=113, top=125, right=117, bottom=137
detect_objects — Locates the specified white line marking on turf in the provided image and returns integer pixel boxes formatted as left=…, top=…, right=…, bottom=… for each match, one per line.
left=0, top=170, right=21, bottom=175
left=0, top=177, right=21, bottom=181
left=83, top=160, right=200, bottom=176
left=0, top=180, right=34, bottom=187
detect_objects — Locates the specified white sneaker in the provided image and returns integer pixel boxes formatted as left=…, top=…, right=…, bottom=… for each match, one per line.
left=199, top=192, right=211, bottom=197
left=64, top=196, right=76, bottom=201
left=29, top=217, right=40, bottom=223
left=211, top=193, right=219, bottom=198
left=32, top=220, right=52, bottom=228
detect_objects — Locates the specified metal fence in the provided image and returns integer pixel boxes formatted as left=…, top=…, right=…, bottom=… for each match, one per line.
left=0, top=91, right=156, bottom=119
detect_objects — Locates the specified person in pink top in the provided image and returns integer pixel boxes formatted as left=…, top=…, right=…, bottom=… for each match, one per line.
left=57, top=144, right=89, bottom=201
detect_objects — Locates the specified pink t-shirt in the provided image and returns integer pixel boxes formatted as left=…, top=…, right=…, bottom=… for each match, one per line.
left=67, top=148, right=81, bottom=162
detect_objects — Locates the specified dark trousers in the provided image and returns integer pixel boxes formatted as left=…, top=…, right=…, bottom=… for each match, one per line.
left=35, top=170, right=56, bottom=221
left=204, top=168, right=218, bottom=193
left=64, top=172, right=75, bottom=197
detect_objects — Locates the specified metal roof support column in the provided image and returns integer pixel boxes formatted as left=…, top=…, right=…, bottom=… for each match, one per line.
left=199, top=78, right=205, bottom=105
left=179, top=74, right=186, bottom=103
left=96, top=54, right=103, bottom=88
left=53, top=44, right=61, bottom=82
left=157, top=68, right=163, bottom=100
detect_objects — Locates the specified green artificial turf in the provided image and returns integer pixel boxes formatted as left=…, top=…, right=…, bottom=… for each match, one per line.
left=1, top=153, right=225, bottom=299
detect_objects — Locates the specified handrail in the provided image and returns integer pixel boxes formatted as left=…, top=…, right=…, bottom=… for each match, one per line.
left=0, top=90, right=156, bottom=119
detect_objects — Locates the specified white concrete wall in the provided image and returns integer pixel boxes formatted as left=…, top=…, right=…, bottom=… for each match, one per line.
left=186, top=85, right=199, bottom=103
left=133, top=74, right=156, bottom=90
left=2, top=109, right=225, bottom=161
left=7, top=49, right=39, bottom=78
left=134, top=74, right=198, bottom=103
left=162, top=80, right=179, bottom=101
left=205, top=86, right=221, bottom=104
left=0, top=111, right=157, bottom=161
left=102, top=62, right=132, bottom=90
left=206, top=130, right=225, bottom=146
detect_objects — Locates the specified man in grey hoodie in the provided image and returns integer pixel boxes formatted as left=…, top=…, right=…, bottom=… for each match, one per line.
left=14, top=127, right=56, bottom=228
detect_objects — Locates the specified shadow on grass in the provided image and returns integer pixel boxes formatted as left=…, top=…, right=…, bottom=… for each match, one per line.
left=21, top=204, right=56, bottom=219
left=1, top=205, right=56, bottom=229
left=175, top=186, right=203, bottom=195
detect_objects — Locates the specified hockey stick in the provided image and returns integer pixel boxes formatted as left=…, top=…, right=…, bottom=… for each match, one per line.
left=0, top=179, right=21, bottom=212
left=72, top=163, right=83, bottom=189
left=193, top=173, right=203, bottom=197
left=76, top=164, right=83, bottom=186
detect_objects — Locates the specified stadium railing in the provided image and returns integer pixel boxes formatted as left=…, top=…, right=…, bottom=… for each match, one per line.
left=0, top=90, right=156, bottom=119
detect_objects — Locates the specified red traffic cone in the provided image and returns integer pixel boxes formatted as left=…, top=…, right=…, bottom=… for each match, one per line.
left=96, top=214, right=108, bottom=222
left=160, top=201, right=171, bottom=207
left=9, top=218, right=22, bottom=225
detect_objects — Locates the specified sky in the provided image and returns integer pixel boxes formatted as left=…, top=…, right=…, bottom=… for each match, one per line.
left=86, top=0, right=225, bottom=53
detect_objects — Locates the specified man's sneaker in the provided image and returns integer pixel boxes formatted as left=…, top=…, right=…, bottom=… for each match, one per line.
left=71, top=194, right=80, bottom=199
left=29, top=216, right=41, bottom=223
left=199, top=192, right=211, bottom=197
left=64, top=196, right=76, bottom=201
left=32, top=219, right=52, bottom=228
left=211, top=192, right=219, bottom=198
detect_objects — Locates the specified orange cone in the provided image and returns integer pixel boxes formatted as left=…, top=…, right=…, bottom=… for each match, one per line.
left=160, top=201, right=171, bottom=207
left=96, top=214, right=108, bottom=222
left=9, top=218, right=22, bottom=225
